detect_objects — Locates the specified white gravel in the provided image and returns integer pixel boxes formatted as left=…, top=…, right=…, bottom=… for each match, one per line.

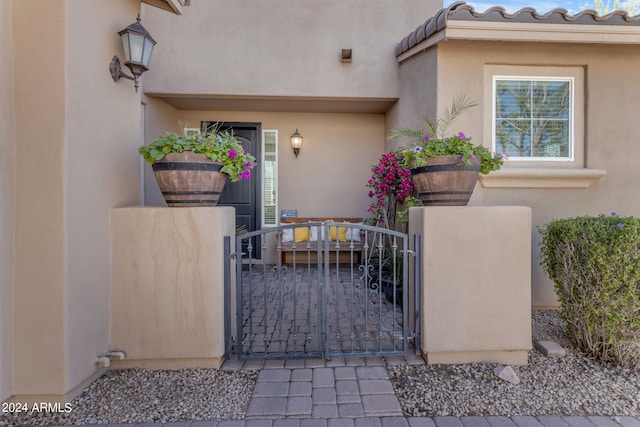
left=0, top=368, right=257, bottom=426
left=389, top=310, right=640, bottom=417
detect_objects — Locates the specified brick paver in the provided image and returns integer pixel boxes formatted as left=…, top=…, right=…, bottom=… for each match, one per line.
left=434, top=416, right=465, bottom=427
left=461, top=416, right=492, bottom=427
left=361, top=394, right=403, bottom=417
left=536, top=417, right=570, bottom=427
left=408, top=418, right=437, bottom=427
left=511, top=417, right=544, bottom=427
left=355, top=418, right=383, bottom=427
left=381, top=417, right=411, bottom=427
left=561, top=417, right=595, bottom=427
left=616, top=417, right=640, bottom=427
left=486, top=416, right=517, bottom=427
left=587, top=417, right=619, bottom=427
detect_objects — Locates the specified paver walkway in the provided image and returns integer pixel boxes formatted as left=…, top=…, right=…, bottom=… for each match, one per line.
left=231, top=357, right=408, bottom=419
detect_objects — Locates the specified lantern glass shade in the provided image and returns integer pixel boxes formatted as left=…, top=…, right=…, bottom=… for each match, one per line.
left=118, top=17, right=156, bottom=75
left=121, top=33, right=131, bottom=62
left=291, top=135, right=302, bottom=150
left=142, top=38, right=155, bottom=67
left=290, top=129, right=303, bottom=158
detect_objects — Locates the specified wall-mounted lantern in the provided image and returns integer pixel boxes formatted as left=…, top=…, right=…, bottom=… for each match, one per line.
left=109, top=15, right=156, bottom=92
left=290, top=129, right=303, bottom=158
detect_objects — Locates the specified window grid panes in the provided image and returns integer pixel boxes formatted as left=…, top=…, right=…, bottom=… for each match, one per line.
left=494, top=77, right=573, bottom=160
left=262, top=130, right=278, bottom=226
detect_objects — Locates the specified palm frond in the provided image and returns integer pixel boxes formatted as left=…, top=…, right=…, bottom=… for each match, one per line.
left=387, top=127, right=425, bottom=144
left=388, top=94, right=478, bottom=142
left=434, top=95, right=478, bottom=139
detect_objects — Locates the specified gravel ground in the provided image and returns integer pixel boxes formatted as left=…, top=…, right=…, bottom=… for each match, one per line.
left=1, top=310, right=639, bottom=425
left=0, top=368, right=257, bottom=426
left=389, top=310, right=640, bottom=417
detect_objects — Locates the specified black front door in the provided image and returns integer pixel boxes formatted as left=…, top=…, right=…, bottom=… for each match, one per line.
left=202, top=121, right=261, bottom=258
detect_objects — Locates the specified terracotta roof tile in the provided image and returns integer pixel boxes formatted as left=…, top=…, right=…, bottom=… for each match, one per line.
left=396, top=1, right=640, bottom=56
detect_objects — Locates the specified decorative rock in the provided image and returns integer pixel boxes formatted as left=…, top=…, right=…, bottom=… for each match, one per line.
left=390, top=311, right=640, bottom=417
left=493, top=365, right=521, bottom=384
left=535, top=340, right=567, bottom=357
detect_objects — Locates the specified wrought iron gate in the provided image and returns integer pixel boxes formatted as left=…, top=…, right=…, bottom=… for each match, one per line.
left=225, top=221, right=420, bottom=360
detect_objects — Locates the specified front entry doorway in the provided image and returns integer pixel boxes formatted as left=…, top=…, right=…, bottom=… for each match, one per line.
left=203, top=121, right=261, bottom=258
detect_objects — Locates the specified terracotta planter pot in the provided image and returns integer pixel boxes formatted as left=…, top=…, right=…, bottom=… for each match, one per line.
left=411, top=155, right=480, bottom=206
left=151, top=152, right=227, bottom=207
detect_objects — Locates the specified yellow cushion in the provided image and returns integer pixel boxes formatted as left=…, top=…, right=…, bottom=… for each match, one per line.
left=329, top=222, right=347, bottom=242
left=294, top=227, right=309, bottom=242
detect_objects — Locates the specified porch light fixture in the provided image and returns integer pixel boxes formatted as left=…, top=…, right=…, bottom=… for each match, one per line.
left=290, top=129, right=303, bottom=158
left=109, top=15, right=156, bottom=92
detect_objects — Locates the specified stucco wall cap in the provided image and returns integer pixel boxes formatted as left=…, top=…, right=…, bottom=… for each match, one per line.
left=396, top=1, right=640, bottom=56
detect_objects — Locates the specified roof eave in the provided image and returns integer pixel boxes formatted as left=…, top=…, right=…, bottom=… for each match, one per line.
left=397, top=21, right=640, bottom=63
left=141, top=0, right=189, bottom=15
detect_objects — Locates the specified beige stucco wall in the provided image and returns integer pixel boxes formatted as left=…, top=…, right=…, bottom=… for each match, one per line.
left=0, top=0, right=15, bottom=403
left=64, top=0, right=143, bottom=395
left=410, top=206, right=532, bottom=365
left=393, top=39, right=640, bottom=308
left=385, top=47, right=438, bottom=150
left=110, top=207, right=234, bottom=369
left=12, top=0, right=68, bottom=399
left=144, top=107, right=385, bottom=218
left=11, top=0, right=143, bottom=403
left=142, top=0, right=440, bottom=98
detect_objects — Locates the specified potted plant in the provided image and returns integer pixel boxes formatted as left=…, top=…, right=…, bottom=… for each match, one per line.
left=389, top=95, right=506, bottom=206
left=139, top=126, right=256, bottom=207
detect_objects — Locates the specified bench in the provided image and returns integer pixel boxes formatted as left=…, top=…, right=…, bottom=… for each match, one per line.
left=277, top=217, right=365, bottom=265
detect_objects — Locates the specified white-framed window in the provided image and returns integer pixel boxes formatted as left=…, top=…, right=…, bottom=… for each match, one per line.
left=494, top=77, right=573, bottom=160
left=484, top=65, right=584, bottom=169
left=262, top=130, right=278, bottom=227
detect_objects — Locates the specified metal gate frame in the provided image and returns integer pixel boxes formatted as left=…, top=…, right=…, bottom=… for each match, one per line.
left=224, top=221, right=421, bottom=360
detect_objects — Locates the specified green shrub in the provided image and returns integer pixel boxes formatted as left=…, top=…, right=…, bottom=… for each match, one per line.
left=539, top=214, right=640, bottom=369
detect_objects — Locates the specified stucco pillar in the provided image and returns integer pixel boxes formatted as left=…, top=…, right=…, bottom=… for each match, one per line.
left=409, top=206, right=532, bottom=365
left=109, top=207, right=235, bottom=369
left=0, top=0, right=15, bottom=404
